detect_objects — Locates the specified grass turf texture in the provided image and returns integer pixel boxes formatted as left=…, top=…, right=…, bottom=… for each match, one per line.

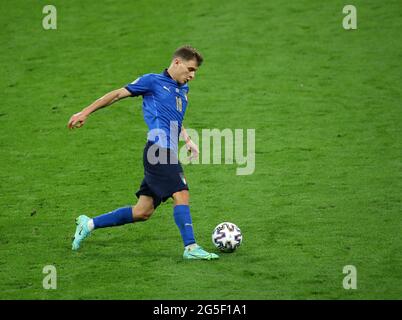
left=1, top=0, right=401, bottom=299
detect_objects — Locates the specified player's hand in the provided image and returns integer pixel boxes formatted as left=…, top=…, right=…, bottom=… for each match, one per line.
left=185, top=139, right=199, bottom=161
left=68, top=112, right=88, bottom=129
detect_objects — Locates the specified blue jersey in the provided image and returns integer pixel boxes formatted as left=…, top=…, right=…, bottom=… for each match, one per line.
left=125, top=70, right=189, bottom=153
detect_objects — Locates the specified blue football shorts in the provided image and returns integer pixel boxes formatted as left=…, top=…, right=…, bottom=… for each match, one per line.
left=135, top=141, right=189, bottom=209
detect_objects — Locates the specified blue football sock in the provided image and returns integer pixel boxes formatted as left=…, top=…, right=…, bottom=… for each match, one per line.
left=173, top=205, right=196, bottom=247
left=93, top=206, right=134, bottom=229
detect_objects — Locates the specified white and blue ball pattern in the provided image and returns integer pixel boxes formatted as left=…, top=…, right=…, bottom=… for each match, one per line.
left=212, top=222, right=243, bottom=252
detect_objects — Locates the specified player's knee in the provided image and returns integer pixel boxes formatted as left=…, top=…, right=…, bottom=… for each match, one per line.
left=141, top=208, right=154, bottom=221
left=173, top=190, right=189, bottom=205
left=132, top=205, right=154, bottom=221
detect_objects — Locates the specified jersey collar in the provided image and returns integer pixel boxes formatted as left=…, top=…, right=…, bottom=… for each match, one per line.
left=163, top=68, right=185, bottom=87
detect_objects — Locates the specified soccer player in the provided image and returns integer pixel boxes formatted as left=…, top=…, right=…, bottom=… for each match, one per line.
left=67, top=45, right=218, bottom=260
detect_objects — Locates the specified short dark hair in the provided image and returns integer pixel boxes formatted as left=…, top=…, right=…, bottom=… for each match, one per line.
left=173, top=45, right=203, bottom=66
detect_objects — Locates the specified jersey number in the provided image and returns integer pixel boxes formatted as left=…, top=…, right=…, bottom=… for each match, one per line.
left=176, top=96, right=183, bottom=112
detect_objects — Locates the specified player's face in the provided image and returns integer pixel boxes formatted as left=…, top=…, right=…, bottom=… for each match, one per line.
left=175, top=58, right=198, bottom=84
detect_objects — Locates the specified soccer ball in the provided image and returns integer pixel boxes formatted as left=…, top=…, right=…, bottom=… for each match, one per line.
left=212, top=222, right=243, bottom=252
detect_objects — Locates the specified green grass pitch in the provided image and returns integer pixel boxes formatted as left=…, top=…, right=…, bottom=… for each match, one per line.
left=1, top=0, right=401, bottom=299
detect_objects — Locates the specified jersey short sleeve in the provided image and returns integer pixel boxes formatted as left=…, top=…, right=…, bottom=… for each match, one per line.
left=125, top=74, right=154, bottom=97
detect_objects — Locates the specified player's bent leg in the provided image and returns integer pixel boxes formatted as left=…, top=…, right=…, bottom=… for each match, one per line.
left=172, top=190, right=219, bottom=260
left=71, top=198, right=154, bottom=251
left=132, top=195, right=155, bottom=222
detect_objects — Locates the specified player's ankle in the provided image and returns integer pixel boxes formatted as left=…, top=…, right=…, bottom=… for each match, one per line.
left=185, top=243, right=198, bottom=251
left=87, top=219, right=94, bottom=231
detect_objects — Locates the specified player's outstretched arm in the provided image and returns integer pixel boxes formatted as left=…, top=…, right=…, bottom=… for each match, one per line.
left=67, top=87, right=132, bottom=129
